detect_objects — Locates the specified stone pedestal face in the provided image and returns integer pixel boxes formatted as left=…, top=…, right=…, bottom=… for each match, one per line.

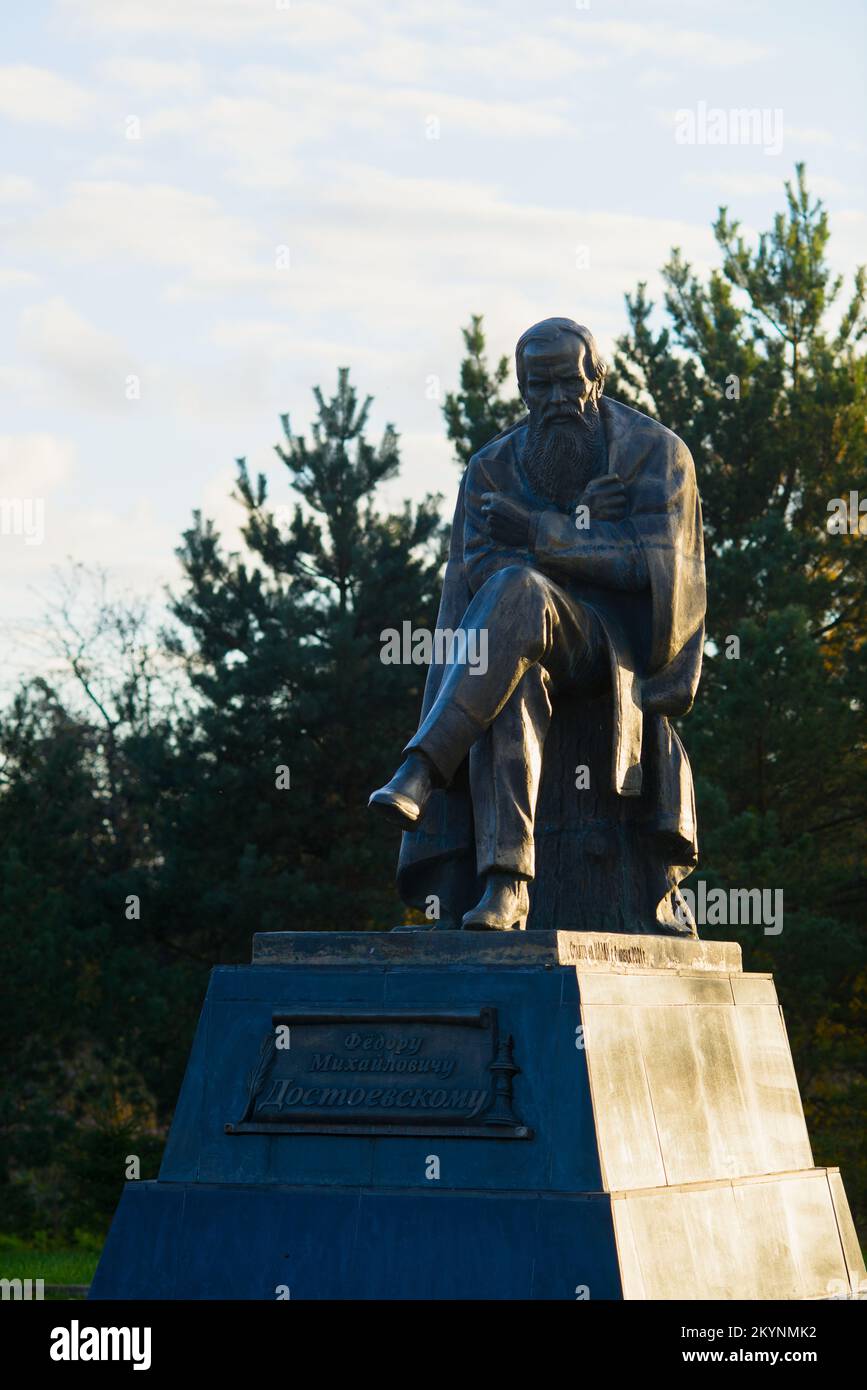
left=90, top=933, right=864, bottom=1301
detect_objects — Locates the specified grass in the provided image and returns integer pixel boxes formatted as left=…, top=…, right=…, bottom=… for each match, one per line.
left=0, top=1246, right=98, bottom=1287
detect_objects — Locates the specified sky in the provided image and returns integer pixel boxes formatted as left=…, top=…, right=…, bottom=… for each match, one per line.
left=0, top=0, right=864, bottom=686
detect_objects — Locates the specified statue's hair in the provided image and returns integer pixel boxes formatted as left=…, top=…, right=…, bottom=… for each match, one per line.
left=515, top=318, right=607, bottom=399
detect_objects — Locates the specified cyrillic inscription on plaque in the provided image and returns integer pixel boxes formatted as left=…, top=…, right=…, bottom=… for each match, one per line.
left=226, top=1007, right=531, bottom=1139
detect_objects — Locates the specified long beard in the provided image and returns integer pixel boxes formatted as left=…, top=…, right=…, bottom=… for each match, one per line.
left=522, top=408, right=601, bottom=510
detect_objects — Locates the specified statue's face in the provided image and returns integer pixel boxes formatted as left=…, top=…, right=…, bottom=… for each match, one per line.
left=522, top=333, right=597, bottom=427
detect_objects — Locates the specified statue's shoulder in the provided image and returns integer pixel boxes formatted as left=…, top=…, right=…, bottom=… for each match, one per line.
left=602, top=397, right=693, bottom=467
left=471, top=416, right=529, bottom=469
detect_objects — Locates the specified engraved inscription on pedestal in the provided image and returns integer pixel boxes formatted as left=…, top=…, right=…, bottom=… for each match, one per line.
left=226, top=1007, right=532, bottom=1139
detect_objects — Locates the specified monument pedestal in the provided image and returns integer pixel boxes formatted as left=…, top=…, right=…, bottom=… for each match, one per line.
left=91, top=932, right=864, bottom=1300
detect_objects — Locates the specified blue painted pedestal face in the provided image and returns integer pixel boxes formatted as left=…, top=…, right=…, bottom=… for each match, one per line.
left=90, top=943, right=621, bottom=1300
left=91, top=931, right=866, bottom=1300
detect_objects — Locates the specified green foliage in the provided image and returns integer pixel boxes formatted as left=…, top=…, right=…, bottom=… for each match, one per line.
left=443, top=314, right=525, bottom=467
left=62, top=1117, right=164, bottom=1236
left=0, top=661, right=187, bottom=1241
left=162, top=367, right=447, bottom=955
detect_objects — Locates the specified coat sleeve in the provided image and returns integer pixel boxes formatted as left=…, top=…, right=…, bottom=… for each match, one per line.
left=529, top=510, right=649, bottom=591
left=625, top=437, right=706, bottom=673
left=463, top=450, right=533, bottom=595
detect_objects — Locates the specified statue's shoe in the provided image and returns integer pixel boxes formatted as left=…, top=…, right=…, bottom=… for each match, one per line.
left=368, top=753, right=433, bottom=830
left=462, top=875, right=530, bottom=931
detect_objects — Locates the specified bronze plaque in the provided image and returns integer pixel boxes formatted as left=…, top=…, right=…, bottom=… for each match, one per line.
left=227, top=1007, right=531, bottom=1139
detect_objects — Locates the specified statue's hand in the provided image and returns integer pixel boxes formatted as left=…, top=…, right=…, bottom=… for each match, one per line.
left=481, top=492, right=533, bottom=546
left=580, top=474, right=627, bottom=521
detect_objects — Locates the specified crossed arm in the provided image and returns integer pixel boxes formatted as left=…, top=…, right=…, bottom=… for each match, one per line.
left=479, top=476, right=649, bottom=592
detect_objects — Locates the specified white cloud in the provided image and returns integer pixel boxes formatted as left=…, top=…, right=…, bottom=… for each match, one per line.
left=0, top=269, right=39, bottom=290
left=200, top=463, right=249, bottom=552
left=146, top=97, right=305, bottom=189
left=785, top=125, right=835, bottom=148
left=99, top=57, right=204, bottom=94
left=12, top=181, right=265, bottom=289
left=144, top=73, right=573, bottom=195
left=0, top=493, right=183, bottom=668
left=335, top=37, right=432, bottom=85
left=0, top=364, right=44, bottom=394
left=684, top=172, right=848, bottom=199
left=0, top=433, right=75, bottom=495
left=0, top=174, right=37, bottom=202
left=265, top=163, right=717, bottom=330
left=84, top=154, right=144, bottom=177
left=17, top=297, right=142, bottom=411
left=553, top=18, right=770, bottom=67
left=60, top=0, right=368, bottom=45
left=828, top=211, right=867, bottom=285
left=8, top=295, right=280, bottom=421
left=437, top=33, right=598, bottom=84
left=377, top=430, right=456, bottom=513
left=61, top=0, right=769, bottom=76
left=209, top=319, right=394, bottom=370
left=636, top=68, right=675, bottom=90
left=0, top=65, right=94, bottom=124
left=9, top=159, right=710, bottom=342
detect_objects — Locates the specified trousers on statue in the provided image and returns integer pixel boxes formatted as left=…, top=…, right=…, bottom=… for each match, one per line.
left=405, top=564, right=608, bottom=879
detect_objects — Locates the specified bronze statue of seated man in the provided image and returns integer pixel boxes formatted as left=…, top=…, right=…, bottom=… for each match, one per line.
left=370, top=318, right=705, bottom=934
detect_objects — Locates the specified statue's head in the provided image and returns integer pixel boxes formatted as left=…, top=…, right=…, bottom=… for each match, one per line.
left=516, top=320, right=607, bottom=505
left=515, top=318, right=606, bottom=422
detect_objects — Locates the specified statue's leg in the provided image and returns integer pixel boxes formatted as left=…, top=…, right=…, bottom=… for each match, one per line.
left=462, top=619, right=606, bottom=931
left=412, top=568, right=604, bottom=931
left=469, top=664, right=553, bottom=883
left=369, top=566, right=604, bottom=861
left=405, top=564, right=601, bottom=783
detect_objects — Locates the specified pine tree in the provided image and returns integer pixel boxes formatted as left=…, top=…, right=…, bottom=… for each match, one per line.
left=162, top=369, right=447, bottom=955
left=443, top=315, right=525, bottom=466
